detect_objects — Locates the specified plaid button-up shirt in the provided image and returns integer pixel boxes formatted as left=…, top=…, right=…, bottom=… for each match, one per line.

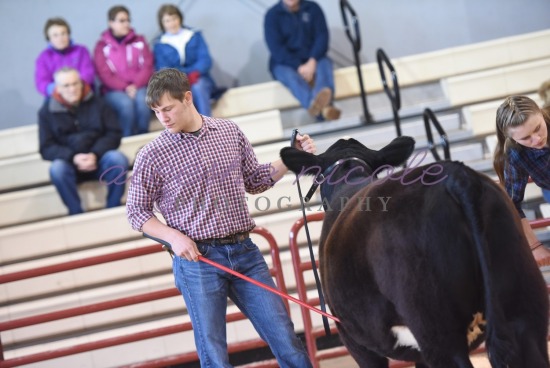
left=505, top=145, right=550, bottom=218
left=126, top=116, right=275, bottom=240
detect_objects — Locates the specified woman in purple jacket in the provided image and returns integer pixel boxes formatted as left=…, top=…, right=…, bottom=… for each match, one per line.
left=35, top=17, right=95, bottom=97
left=94, top=5, right=154, bottom=137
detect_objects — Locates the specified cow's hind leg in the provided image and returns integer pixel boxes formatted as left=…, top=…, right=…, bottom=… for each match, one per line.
left=338, top=329, right=388, bottom=368
left=417, top=343, right=474, bottom=368
left=414, top=361, right=471, bottom=368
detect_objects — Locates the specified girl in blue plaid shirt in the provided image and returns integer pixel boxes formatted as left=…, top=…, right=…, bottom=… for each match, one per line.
left=494, top=95, right=550, bottom=267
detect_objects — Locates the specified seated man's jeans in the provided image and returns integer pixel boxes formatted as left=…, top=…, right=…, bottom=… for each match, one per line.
left=272, top=56, right=335, bottom=111
left=49, top=150, right=129, bottom=215
left=173, top=238, right=312, bottom=368
left=543, top=188, right=550, bottom=204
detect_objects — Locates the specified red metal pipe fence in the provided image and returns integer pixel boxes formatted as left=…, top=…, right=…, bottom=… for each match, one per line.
left=0, top=226, right=289, bottom=368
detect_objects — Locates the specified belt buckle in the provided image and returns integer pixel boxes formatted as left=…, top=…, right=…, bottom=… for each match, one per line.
left=225, top=232, right=246, bottom=244
left=236, top=232, right=248, bottom=243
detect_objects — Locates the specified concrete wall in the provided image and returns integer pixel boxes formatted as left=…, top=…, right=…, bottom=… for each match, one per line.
left=1, top=0, right=549, bottom=129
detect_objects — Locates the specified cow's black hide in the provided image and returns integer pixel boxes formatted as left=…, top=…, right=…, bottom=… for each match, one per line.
left=281, top=136, right=549, bottom=368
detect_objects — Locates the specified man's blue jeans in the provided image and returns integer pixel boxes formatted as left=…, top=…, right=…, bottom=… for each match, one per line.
left=191, top=76, right=215, bottom=116
left=49, top=150, right=129, bottom=215
left=543, top=188, right=550, bottom=204
left=271, top=57, right=335, bottom=110
left=104, top=88, right=151, bottom=137
left=173, top=238, right=312, bottom=367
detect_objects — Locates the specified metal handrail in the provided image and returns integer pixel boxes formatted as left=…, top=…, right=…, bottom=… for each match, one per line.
left=376, top=48, right=402, bottom=137
left=339, top=0, right=372, bottom=124
left=423, top=108, right=450, bottom=161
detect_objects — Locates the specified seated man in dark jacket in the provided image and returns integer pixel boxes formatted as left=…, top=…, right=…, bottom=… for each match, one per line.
left=38, top=66, right=129, bottom=215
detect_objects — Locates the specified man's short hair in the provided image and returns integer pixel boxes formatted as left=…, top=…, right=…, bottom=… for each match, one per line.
left=53, top=66, right=81, bottom=84
left=146, top=68, right=190, bottom=107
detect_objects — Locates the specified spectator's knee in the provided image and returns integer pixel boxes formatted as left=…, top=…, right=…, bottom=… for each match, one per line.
left=49, top=159, right=73, bottom=181
left=103, top=150, right=129, bottom=168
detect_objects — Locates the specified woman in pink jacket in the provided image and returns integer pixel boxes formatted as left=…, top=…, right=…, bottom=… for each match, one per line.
left=94, top=5, right=154, bottom=137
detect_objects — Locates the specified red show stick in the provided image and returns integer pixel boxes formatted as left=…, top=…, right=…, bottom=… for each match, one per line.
left=143, top=233, right=340, bottom=323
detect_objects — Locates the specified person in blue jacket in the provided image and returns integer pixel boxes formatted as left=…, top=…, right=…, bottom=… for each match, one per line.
left=264, top=0, right=341, bottom=122
left=153, top=4, right=220, bottom=116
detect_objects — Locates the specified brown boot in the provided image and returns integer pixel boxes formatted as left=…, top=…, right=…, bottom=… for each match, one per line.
left=308, top=88, right=332, bottom=117
left=322, top=106, right=341, bottom=121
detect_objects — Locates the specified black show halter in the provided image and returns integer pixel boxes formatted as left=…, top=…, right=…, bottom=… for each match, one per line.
left=291, top=134, right=371, bottom=336
left=290, top=129, right=334, bottom=336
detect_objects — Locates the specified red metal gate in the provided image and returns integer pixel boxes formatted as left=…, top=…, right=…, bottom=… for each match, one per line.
left=0, top=226, right=287, bottom=368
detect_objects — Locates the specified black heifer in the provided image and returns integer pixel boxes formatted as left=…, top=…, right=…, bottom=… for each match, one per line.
left=280, top=136, right=549, bottom=368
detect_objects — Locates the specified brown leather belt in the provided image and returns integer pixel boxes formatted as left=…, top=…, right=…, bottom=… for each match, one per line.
left=196, top=231, right=250, bottom=246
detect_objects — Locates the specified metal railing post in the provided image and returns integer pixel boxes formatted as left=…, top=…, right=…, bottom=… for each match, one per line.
left=376, top=48, right=402, bottom=137
left=340, top=0, right=373, bottom=124
left=423, top=108, right=450, bottom=161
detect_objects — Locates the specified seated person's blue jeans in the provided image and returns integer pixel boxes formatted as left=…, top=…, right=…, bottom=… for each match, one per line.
left=49, top=150, right=129, bottom=215
left=191, top=76, right=215, bottom=116
left=104, top=88, right=151, bottom=137
left=271, top=57, right=335, bottom=111
left=173, top=238, right=312, bottom=368
left=543, top=188, right=550, bottom=204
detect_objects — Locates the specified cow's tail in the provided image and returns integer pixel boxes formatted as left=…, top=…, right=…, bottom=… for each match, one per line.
left=445, top=162, right=517, bottom=367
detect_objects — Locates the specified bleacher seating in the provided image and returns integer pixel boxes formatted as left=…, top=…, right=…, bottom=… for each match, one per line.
left=211, top=29, right=550, bottom=117
left=1, top=29, right=550, bottom=367
left=441, top=58, right=550, bottom=106
left=0, top=112, right=464, bottom=227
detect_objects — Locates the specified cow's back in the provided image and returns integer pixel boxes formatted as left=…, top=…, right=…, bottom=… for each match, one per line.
left=318, top=161, right=549, bottom=365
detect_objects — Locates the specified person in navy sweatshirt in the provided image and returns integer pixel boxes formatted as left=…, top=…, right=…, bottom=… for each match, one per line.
left=264, top=0, right=341, bottom=122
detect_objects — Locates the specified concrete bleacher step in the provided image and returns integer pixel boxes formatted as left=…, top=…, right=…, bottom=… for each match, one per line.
left=0, top=171, right=308, bottom=228
left=282, top=110, right=464, bottom=153
left=0, top=126, right=39, bottom=161
left=441, top=58, right=550, bottom=107
left=281, top=81, right=451, bottom=133
left=0, top=203, right=322, bottom=267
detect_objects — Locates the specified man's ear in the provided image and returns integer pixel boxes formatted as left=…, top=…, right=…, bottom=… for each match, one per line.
left=184, top=90, right=193, bottom=104
left=280, top=147, right=322, bottom=175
